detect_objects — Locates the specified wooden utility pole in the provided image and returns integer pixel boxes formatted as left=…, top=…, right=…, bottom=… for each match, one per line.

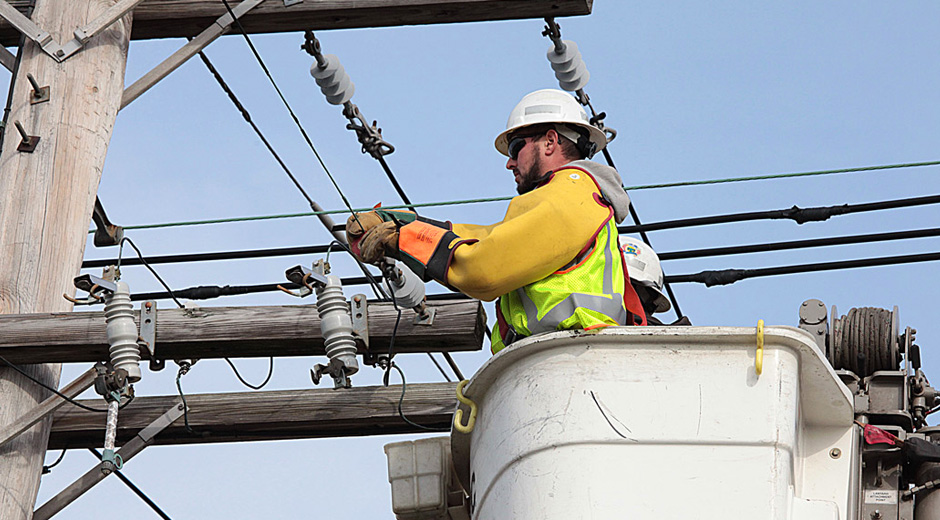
left=0, top=1, right=131, bottom=518
left=0, top=1, right=593, bottom=517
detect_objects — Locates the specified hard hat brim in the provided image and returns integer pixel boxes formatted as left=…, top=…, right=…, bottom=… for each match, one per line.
left=495, top=122, right=607, bottom=157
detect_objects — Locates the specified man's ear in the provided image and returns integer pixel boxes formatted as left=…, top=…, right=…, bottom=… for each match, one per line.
left=543, top=129, right=559, bottom=155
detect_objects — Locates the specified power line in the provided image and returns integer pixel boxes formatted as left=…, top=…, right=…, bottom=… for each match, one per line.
left=619, top=193, right=940, bottom=234
left=85, top=242, right=940, bottom=304
left=86, top=160, right=940, bottom=234
left=84, top=226, right=940, bottom=272
left=666, top=251, right=940, bottom=287
left=215, top=0, right=359, bottom=237
left=659, top=227, right=940, bottom=261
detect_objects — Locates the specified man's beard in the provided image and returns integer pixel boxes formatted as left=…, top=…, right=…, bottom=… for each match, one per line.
left=516, top=154, right=547, bottom=195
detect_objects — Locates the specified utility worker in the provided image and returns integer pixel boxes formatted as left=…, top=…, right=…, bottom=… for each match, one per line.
left=346, top=89, right=646, bottom=353
left=619, top=236, right=692, bottom=326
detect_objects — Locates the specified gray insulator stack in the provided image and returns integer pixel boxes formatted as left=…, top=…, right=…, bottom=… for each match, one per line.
left=310, top=54, right=355, bottom=106
left=316, top=275, right=359, bottom=377
left=547, top=40, right=590, bottom=92
left=104, top=281, right=142, bottom=383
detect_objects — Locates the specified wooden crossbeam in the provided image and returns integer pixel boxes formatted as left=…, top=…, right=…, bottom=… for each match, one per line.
left=0, top=0, right=593, bottom=46
left=0, top=299, right=486, bottom=364
left=48, top=382, right=458, bottom=449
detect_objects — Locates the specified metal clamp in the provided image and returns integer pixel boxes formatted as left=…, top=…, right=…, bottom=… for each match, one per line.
left=138, top=300, right=164, bottom=371
left=64, top=272, right=118, bottom=305
left=0, top=0, right=143, bottom=62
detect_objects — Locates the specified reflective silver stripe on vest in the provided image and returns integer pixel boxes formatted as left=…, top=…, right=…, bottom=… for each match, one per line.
left=516, top=220, right=626, bottom=334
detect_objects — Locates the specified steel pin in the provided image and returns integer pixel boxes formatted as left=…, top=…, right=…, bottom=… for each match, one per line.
left=13, top=120, right=28, bottom=141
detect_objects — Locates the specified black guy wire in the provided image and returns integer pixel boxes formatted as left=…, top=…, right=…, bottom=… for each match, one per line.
left=217, top=0, right=361, bottom=227
left=659, top=227, right=940, bottom=261
left=224, top=357, right=274, bottom=390
left=619, top=193, right=940, bottom=235
left=194, top=47, right=323, bottom=220
left=666, top=251, right=940, bottom=287
left=0, top=355, right=131, bottom=413
left=377, top=154, right=418, bottom=213
left=88, top=448, right=173, bottom=520
left=42, top=448, right=67, bottom=475
left=598, top=143, right=683, bottom=319
left=427, top=353, right=452, bottom=382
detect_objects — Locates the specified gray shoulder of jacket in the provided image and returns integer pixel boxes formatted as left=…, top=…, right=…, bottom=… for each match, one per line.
left=566, top=159, right=631, bottom=224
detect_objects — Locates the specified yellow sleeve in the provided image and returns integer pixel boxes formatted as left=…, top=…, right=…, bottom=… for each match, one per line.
left=446, top=169, right=613, bottom=301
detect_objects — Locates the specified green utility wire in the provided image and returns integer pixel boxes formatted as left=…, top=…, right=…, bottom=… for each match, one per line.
left=92, top=160, right=940, bottom=233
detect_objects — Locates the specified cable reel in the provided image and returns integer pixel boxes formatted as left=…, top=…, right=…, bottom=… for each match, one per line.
left=829, top=305, right=900, bottom=378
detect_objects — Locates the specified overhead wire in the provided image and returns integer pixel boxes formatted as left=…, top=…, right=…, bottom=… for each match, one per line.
left=215, top=0, right=361, bottom=235
left=666, top=251, right=940, bottom=287
left=659, top=227, right=940, bottom=261
left=619, top=193, right=940, bottom=234
left=86, top=160, right=940, bottom=234
left=80, top=248, right=940, bottom=302
left=85, top=226, right=940, bottom=269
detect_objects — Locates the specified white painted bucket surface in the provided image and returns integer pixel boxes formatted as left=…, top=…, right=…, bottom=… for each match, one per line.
left=451, top=326, right=858, bottom=520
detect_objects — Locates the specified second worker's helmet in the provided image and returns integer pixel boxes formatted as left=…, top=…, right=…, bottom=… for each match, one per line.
left=494, top=89, right=607, bottom=159
left=619, top=236, right=671, bottom=314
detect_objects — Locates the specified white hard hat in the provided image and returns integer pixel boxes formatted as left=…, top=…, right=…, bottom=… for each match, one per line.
left=619, top=236, right=671, bottom=314
left=494, top=89, right=607, bottom=158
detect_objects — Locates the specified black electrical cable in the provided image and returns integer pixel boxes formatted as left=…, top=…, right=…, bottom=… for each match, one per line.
left=119, top=237, right=185, bottom=309
left=83, top=244, right=332, bottom=269
left=41, top=448, right=67, bottom=475
left=666, top=251, right=940, bottom=287
left=659, top=227, right=940, bottom=261
left=388, top=362, right=450, bottom=432
left=88, top=226, right=940, bottom=270
left=0, top=355, right=132, bottom=413
left=223, top=357, right=274, bottom=390
left=217, top=0, right=361, bottom=226
left=175, top=365, right=207, bottom=438
left=88, top=448, right=173, bottom=520
left=619, top=194, right=940, bottom=235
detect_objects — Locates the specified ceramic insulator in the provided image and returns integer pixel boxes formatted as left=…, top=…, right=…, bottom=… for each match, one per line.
left=104, top=281, right=142, bottom=382
left=316, top=275, right=359, bottom=375
left=547, top=40, right=590, bottom=92
left=310, top=54, right=355, bottom=106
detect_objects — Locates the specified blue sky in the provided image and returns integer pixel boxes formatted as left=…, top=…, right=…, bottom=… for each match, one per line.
left=24, top=2, right=940, bottom=518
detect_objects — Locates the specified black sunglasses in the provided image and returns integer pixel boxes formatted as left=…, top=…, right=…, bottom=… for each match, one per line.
left=507, top=131, right=545, bottom=160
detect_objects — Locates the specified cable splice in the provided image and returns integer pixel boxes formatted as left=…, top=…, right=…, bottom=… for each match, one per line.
left=619, top=193, right=940, bottom=234
left=666, top=251, right=940, bottom=287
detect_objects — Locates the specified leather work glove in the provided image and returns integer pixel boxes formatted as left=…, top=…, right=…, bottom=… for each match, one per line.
left=345, top=211, right=385, bottom=244
left=357, top=220, right=400, bottom=264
